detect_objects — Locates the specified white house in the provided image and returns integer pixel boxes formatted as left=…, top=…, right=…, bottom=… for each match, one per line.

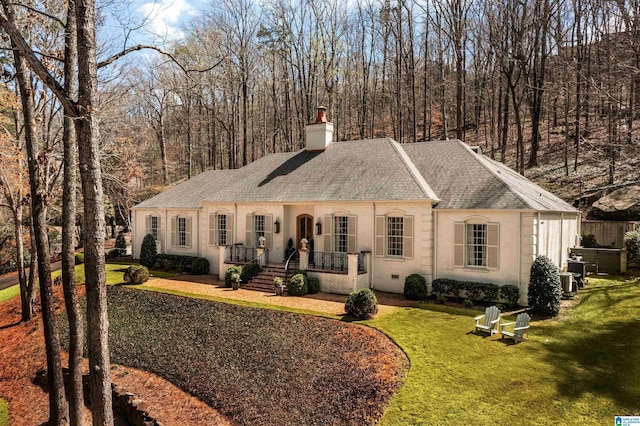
left=131, top=107, right=580, bottom=304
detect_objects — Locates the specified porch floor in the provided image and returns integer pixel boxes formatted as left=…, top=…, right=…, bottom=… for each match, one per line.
left=139, top=274, right=415, bottom=318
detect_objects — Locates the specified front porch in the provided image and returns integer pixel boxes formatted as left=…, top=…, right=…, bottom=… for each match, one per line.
left=219, top=244, right=370, bottom=295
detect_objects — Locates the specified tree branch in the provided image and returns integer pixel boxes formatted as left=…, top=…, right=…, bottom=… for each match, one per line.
left=0, top=12, right=77, bottom=116
left=98, top=44, right=224, bottom=73
left=8, top=3, right=64, bottom=27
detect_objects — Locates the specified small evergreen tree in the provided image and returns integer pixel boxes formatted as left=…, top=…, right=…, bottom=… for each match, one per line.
left=115, top=233, right=126, bottom=256
left=624, top=230, right=640, bottom=260
left=140, top=234, right=157, bottom=268
left=528, top=255, right=562, bottom=317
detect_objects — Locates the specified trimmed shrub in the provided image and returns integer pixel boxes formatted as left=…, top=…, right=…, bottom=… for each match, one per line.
left=191, top=257, right=210, bottom=275
left=74, top=253, right=84, bottom=265
left=287, top=273, right=308, bottom=296
left=154, top=254, right=198, bottom=271
left=240, top=263, right=261, bottom=283
left=528, top=255, right=562, bottom=317
left=436, top=294, right=446, bottom=304
left=140, top=234, right=157, bottom=268
left=307, top=276, right=320, bottom=294
left=225, top=265, right=243, bottom=288
left=499, top=285, right=520, bottom=308
left=624, top=230, right=640, bottom=260
left=463, top=299, right=473, bottom=309
left=432, top=278, right=499, bottom=303
left=123, top=265, right=149, bottom=285
left=404, top=274, right=427, bottom=300
left=345, top=288, right=378, bottom=319
left=114, top=233, right=127, bottom=256
left=106, top=248, right=120, bottom=260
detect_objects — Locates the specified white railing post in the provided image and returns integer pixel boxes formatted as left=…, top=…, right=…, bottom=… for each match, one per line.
left=218, top=246, right=227, bottom=281
left=348, top=253, right=358, bottom=292
left=256, top=247, right=266, bottom=267
left=299, top=247, right=309, bottom=270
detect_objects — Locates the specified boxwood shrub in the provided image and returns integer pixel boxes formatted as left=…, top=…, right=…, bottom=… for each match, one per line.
left=191, top=257, right=210, bottom=275
left=307, top=276, right=320, bottom=294
left=498, top=284, right=520, bottom=308
left=140, top=234, right=157, bottom=267
left=288, top=273, right=308, bottom=296
left=240, top=263, right=261, bottom=283
left=123, top=265, right=150, bottom=285
left=345, top=288, right=378, bottom=319
left=225, top=265, right=243, bottom=288
left=155, top=254, right=199, bottom=272
left=432, top=278, right=499, bottom=303
left=404, top=274, right=427, bottom=300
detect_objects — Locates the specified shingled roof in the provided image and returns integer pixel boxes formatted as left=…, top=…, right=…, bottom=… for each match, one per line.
left=133, top=138, right=576, bottom=212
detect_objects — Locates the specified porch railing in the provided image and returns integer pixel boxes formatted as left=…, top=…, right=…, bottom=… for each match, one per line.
left=225, top=245, right=257, bottom=263
left=311, top=251, right=348, bottom=272
left=357, top=252, right=366, bottom=273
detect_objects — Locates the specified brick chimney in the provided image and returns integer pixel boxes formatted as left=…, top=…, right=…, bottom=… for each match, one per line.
left=306, top=106, right=334, bottom=151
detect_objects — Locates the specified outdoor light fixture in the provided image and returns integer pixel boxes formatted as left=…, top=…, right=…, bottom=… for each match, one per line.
left=316, top=219, right=322, bottom=235
left=274, top=218, right=280, bottom=234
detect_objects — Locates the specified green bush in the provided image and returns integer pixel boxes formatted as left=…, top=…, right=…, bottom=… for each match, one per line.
left=225, top=265, right=243, bottom=288
left=115, top=233, right=127, bottom=256
left=437, top=294, right=447, bottom=304
left=528, top=255, right=562, bottom=317
left=463, top=299, right=473, bottom=309
left=140, top=234, right=157, bottom=268
left=123, top=265, right=150, bottom=285
left=307, top=276, right=320, bottom=294
left=404, top=274, right=427, bottom=300
left=345, top=288, right=378, bottom=319
left=191, top=257, right=210, bottom=275
left=240, top=263, right=261, bottom=283
left=288, top=273, right=308, bottom=296
left=624, top=230, right=640, bottom=260
left=155, top=254, right=199, bottom=271
left=74, top=253, right=84, bottom=265
left=432, top=278, right=499, bottom=303
left=106, top=248, right=120, bottom=260
left=582, top=234, right=598, bottom=248
left=499, top=285, right=520, bottom=308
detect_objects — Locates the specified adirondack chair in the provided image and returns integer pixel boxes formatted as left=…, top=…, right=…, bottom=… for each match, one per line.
left=474, top=306, right=501, bottom=335
left=500, top=312, right=531, bottom=343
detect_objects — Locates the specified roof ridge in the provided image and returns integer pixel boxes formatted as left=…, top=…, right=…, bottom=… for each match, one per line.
left=390, top=139, right=441, bottom=202
left=455, top=140, right=532, bottom=209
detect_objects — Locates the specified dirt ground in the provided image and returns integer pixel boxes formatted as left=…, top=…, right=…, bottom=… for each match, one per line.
left=0, top=285, right=229, bottom=425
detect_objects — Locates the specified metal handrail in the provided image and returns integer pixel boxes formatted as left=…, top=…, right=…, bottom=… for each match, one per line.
left=311, top=251, right=348, bottom=272
left=284, top=248, right=298, bottom=273
left=251, top=248, right=269, bottom=265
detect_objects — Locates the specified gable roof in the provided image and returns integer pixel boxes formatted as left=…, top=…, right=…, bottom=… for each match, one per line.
left=403, top=140, right=576, bottom=211
left=133, top=138, right=577, bottom=212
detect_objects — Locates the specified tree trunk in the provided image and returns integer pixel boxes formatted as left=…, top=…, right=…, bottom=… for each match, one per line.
left=76, top=0, right=113, bottom=423
left=62, top=1, right=85, bottom=423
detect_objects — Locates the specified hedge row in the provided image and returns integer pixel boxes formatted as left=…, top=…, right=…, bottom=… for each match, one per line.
left=432, top=278, right=520, bottom=307
left=154, top=254, right=209, bottom=274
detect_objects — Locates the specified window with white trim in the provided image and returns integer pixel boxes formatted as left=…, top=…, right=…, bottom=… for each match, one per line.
left=254, top=215, right=265, bottom=241
left=178, top=217, right=187, bottom=246
left=387, top=217, right=404, bottom=257
left=466, top=223, right=487, bottom=267
left=151, top=216, right=159, bottom=240
left=217, top=214, right=227, bottom=246
left=334, top=216, right=349, bottom=253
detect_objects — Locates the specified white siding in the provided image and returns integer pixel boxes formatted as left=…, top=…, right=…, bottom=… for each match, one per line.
left=537, top=212, right=580, bottom=271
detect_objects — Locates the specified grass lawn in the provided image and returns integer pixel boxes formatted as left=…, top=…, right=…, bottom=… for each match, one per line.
left=371, top=275, right=640, bottom=425
left=0, top=261, right=177, bottom=303
left=0, top=399, right=8, bottom=426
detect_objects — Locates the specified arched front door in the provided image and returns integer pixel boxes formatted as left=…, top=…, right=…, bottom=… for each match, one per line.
left=296, top=214, right=314, bottom=249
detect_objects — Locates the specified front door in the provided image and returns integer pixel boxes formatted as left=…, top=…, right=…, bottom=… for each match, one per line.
left=296, top=214, right=314, bottom=249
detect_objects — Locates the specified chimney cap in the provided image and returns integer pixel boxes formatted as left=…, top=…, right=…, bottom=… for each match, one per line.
left=315, top=106, right=328, bottom=123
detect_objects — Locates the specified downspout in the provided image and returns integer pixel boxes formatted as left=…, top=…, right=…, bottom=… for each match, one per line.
left=165, top=209, right=169, bottom=254
left=518, top=212, right=522, bottom=291
left=197, top=210, right=201, bottom=257
left=234, top=203, right=238, bottom=244
left=432, top=207, right=438, bottom=286
left=560, top=212, right=565, bottom=269
left=370, top=202, right=375, bottom=290
left=536, top=211, right=541, bottom=256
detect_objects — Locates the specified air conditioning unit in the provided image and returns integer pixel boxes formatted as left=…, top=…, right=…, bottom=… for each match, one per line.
left=559, top=272, right=573, bottom=293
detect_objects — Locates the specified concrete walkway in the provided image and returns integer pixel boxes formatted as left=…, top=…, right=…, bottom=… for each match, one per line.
left=139, top=274, right=416, bottom=318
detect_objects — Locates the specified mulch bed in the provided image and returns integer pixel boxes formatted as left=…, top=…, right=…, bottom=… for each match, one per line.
left=97, top=286, right=408, bottom=425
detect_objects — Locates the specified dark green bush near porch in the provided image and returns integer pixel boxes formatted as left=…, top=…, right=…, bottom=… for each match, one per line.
left=225, top=265, right=243, bottom=288
left=288, top=273, right=308, bottom=296
left=307, top=276, right=320, bottom=294
left=74, top=253, right=84, bottom=265
left=140, top=234, right=157, bottom=267
left=528, top=255, right=562, bottom=317
left=345, top=288, right=378, bottom=319
left=240, top=263, right=261, bottom=283
left=404, top=274, right=428, bottom=300
left=498, top=285, right=520, bottom=308
left=191, top=257, right=210, bottom=275
left=123, top=265, right=149, bottom=284
left=432, top=278, right=499, bottom=303
left=155, top=254, right=199, bottom=272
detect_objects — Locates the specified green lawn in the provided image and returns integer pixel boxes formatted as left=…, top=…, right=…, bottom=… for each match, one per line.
left=0, top=262, right=177, bottom=303
left=0, top=398, right=8, bottom=426
left=371, top=276, right=640, bottom=425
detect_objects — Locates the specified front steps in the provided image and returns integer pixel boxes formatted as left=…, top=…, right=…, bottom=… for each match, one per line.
left=241, top=264, right=288, bottom=293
